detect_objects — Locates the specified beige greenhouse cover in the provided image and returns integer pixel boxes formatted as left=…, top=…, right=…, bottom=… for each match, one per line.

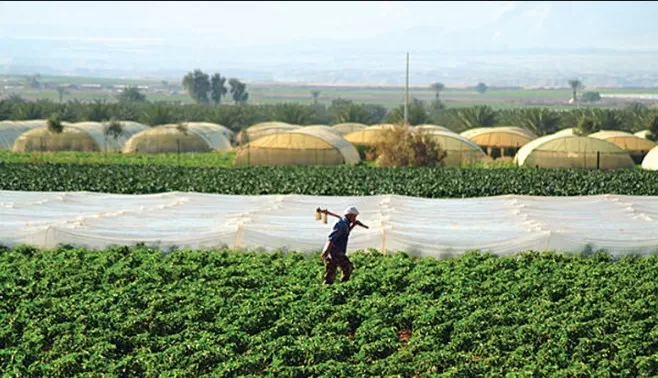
left=634, top=130, right=651, bottom=139
left=425, top=131, right=487, bottom=166
left=494, top=126, right=538, bottom=139
left=2, top=191, right=658, bottom=257
left=63, top=121, right=149, bottom=152
left=238, top=122, right=300, bottom=144
left=642, top=145, right=658, bottom=170
left=13, top=127, right=101, bottom=152
left=460, top=127, right=535, bottom=148
left=301, top=125, right=343, bottom=136
left=331, top=123, right=367, bottom=135
left=554, top=128, right=576, bottom=136
left=344, top=124, right=397, bottom=146
left=414, top=124, right=454, bottom=133
left=233, top=128, right=360, bottom=166
left=172, top=122, right=235, bottom=141
left=12, top=121, right=149, bottom=152
left=589, top=130, right=656, bottom=153
left=0, top=120, right=48, bottom=149
left=123, top=123, right=232, bottom=153
left=514, top=134, right=635, bottom=169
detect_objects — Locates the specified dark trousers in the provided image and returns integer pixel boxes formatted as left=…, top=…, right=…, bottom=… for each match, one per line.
left=323, top=253, right=353, bottom=284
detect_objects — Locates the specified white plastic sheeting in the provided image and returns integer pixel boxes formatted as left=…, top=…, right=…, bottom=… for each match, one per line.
left=2, top=191, right=658, bottom=258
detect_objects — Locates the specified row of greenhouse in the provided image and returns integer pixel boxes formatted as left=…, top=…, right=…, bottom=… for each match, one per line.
left=1, top=120, right=658, bottom=170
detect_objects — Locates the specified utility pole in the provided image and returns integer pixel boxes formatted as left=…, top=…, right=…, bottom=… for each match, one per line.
left=404, top=52, right=409, bottom=127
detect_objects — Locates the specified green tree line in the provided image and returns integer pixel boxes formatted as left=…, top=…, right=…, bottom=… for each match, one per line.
left=1, top=95, right=656, bottom=135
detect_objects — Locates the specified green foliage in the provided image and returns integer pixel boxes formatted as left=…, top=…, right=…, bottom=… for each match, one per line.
left=0, top=151, right=236, bottom=167
left=56, top=86, right=67, bottom=103
left=0, top=163, right=656, bottom=196
left=229, top=78, right=249, bottom=105
left=575, top=116, right=598, bottom=136
left=627, top=102, right=648, bottom=113
left=12, top=101, right=51, bottom=120
left=384, top=98, right=430, bottom=125
left=210, top=73, right=227, bottom=105
left=58, top=103, right=80, bottom=122
left=47, top=113, right=63, bottom=134
left=0, top=100, right=12, bottom=120
left=85, top=99, right=111, bottom=122
left=176, top=123, right=189, bottom=135
left=272, top=103, right=314, bottom=124
left=373, top=124, right=447, bottom=167
left=141, top=103, right=178, bottom=126
left=592, top=108, right=626, bottom=130
left=508, top=108, right=560, bottom=136
left=475, top=82, right=488, bottom=94
left=329, top=99, right=386, bottom=124
left=647, top=115, right=658, bottom=142
left=116, top=86, right=147, bottom=104
left=0, top=100, right=652, bottom=136
left=182, top=69, right=211, bottom=104
left=455, top=105, right=497, bottom=129
left=6, top=94, right=26, bottom=103
left=581, top=91, right=602, bottom=103
left=311, top=90, right=321, bottom=104
left=568, top=79, right=584, bottom=102
left=103, top=119, right=124, bottom=141
left=1, top=247, right=657, bottom=376
left=430, top=82, right=445, bottom=100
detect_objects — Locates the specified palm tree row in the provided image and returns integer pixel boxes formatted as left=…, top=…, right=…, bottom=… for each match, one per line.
left=1, top=96, right=655, bottom=135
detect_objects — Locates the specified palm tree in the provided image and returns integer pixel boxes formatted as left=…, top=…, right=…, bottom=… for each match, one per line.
left=56, top=87, right=67, bottom=103
left=568, top=80, right=583, bottom=104
left=210, top=73, right=227, bottom=105
left=430, top=82, right=445, bottom=100
left=455, top=105, right=497, bottom=129
left=512, top=108, right=560, bottom=136
left=311, top=90, right=321, bottom=105
left=273, top=103, right=313, bottom=124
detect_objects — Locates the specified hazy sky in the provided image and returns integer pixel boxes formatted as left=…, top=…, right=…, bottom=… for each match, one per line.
left=0, top=1, right=543, bottom=46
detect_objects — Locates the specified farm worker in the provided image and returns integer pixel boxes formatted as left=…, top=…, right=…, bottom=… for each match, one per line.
left=320, top=206, right=363, bottom=284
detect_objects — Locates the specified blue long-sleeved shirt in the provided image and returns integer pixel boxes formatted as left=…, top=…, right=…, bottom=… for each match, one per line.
left=327, top=216, right=350, bottom=256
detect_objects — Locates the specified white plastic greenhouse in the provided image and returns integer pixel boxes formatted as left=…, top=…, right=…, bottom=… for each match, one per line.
left=2, top=191, right=657, bottom=257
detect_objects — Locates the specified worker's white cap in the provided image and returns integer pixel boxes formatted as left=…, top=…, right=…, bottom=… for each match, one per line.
left=344, top=206, right=359, bottom=216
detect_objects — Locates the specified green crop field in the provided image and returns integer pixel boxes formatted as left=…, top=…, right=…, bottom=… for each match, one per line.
left=1, top=162, right=657, bottom=197
left=2, top=245, right=657, bottom=376
left=0, top=151, right=237, bottom=168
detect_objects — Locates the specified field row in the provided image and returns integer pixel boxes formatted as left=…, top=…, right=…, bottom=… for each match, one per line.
left=1, top=246, right=657, bottom=376
left=1, top=162, right=658, bottom=196
left=0, top=151, right=237, bottom=168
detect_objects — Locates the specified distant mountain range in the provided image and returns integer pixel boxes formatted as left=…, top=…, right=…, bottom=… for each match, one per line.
left=2, top=1, right=658, bottom=87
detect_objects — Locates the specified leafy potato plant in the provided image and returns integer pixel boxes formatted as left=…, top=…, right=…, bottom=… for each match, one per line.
left=1, top=246, right=658, bottom=377
left=0, top=162, right=656, bottom=197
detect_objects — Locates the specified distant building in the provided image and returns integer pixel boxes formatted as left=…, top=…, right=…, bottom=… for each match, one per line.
left=81, top=84, right=102, bottom=89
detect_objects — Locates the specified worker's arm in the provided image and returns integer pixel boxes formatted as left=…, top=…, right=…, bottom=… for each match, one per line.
left=317, top=208, right=369, bottom=229
left=321, top=240, right=334, bottom=259
left=318, top=208, right=341, bottom=219
left=350, top=220, right=369, bottom=230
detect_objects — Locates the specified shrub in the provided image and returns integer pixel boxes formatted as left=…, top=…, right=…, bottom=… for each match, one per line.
left=574, top=116, right=597, bottom=136
left=47, top=113, right=63, bottom=134
left=372, top=123, right=447, bottom=167
left=647, top=115, right=658, bottom=142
